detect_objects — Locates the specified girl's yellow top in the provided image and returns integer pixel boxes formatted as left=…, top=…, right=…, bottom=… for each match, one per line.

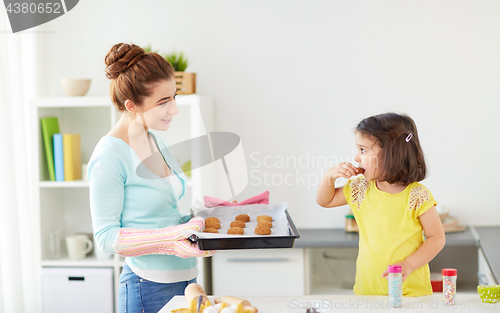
left=343, top=176, right=437, bottom=296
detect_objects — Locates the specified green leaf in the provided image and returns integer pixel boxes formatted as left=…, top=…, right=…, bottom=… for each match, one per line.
left=143, top=44, right=161, bottom=54
left=163, top=50, right=189, bottom=71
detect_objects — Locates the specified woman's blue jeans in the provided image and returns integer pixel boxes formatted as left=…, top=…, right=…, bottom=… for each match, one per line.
left=119, top=264, right=197, bottom=313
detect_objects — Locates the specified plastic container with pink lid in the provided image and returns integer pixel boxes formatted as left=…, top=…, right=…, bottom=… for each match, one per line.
left=388, top=265, right=403, bottom=308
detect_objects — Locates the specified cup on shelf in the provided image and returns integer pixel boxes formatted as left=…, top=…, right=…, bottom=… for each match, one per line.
left=75, top=232, right=94, bottom=254
left=65, top=235, right=93, bottom=260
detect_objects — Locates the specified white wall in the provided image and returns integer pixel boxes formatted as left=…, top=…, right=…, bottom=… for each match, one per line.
left=37, top=0, right=500, bottom=228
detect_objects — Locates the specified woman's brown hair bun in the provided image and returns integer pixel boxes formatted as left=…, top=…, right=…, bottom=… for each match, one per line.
left=104, top=42, right=175, bottom=111
left=104, top=43, right=145, bottom=79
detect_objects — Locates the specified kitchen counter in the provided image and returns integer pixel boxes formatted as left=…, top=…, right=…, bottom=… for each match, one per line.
left=475, top=226, right=500, bottom=284
left=294, top=227, right=477, bottom=248
left=160, top=293, right=500, bottom=312
left=206, top=227, right=493, bottom=298
left=294, top=227, right=481, bottom=292
left=294, top=229, right=359, bottom=248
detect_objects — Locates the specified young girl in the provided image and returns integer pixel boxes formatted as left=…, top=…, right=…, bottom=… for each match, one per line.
left=316, top=112, right=445, bottom=296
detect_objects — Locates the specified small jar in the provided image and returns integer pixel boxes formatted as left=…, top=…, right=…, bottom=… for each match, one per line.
left=442, top=268, right=457, bottom=306
left=388, top=265, right=403, bottom=308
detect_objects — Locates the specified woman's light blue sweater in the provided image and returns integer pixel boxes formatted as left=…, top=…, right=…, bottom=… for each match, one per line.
left=88, top=131, right=197, bottom=281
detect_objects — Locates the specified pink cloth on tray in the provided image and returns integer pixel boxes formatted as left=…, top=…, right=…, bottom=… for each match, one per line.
left=204, top=191, right=269, bottom=207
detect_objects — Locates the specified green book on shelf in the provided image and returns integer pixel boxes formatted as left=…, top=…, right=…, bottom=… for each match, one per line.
left=40, top=117, right=60, bottom=181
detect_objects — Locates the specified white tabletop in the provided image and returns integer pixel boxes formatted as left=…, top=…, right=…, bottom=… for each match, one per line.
left=160, top=293, right=500, bottom=313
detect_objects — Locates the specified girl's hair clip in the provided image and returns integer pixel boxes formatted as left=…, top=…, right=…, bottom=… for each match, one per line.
left=405, top=132, right=413, bottom=142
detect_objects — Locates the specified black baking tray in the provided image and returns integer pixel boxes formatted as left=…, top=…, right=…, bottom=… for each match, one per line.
left=189, top=210, right=300, bottom=250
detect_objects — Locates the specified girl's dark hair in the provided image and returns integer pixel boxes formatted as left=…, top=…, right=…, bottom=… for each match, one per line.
left=104, top=43, right=175, bottom=111
left=356, top=112, right=427, bottom=185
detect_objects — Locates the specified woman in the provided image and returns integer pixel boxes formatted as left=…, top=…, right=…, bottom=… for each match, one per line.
left=88, top=43, right=214, bottom=313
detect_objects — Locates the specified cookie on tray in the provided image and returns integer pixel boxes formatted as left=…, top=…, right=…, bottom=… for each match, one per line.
left=235, top=214, right=250, bottom=222
left=254, top=225, right=272, bottom=235
left=203, top=228, right=219, bottom=233
left=257, top=220, right=272, bottom=228
left=205, top=221, right=221, bottom=229
left=205, top=217, right=220, bottom=224
left=230, top=220, right=246, bottom=228
left=227, top=227, right=244, bottom=235
left=256, top=215, right=273, bottom=223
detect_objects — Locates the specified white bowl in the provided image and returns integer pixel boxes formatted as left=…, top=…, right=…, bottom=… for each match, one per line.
left=61, top=78, right=91, bottom=96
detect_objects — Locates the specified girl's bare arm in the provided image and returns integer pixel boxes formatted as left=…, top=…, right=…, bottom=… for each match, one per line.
left=382, top=206, right=446, bottom=281
left=317, top=162, right=358, bottom=208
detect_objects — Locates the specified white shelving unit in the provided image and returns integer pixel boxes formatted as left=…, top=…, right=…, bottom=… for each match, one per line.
left=30, top=95, right=214, bottom=313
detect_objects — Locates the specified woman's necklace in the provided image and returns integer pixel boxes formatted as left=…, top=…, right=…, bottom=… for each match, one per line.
left=140, top=113, right=171, bottom=177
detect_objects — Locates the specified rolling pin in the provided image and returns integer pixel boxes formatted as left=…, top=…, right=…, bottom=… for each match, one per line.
left=184, top=283, right=209, bottom=305
left=216, top=296, right=258, bottom=313
left=221, top=296, right=252, bottom=307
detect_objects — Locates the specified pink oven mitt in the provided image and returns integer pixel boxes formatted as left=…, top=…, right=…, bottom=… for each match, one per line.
left=113, top=216, right=216, bottom=258
left=204, top=191, right=270, bottom=207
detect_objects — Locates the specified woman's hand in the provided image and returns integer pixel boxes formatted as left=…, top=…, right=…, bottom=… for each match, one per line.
left=326, top=162, right=359, bottom=180
left=175, top=239, right=216, bottom=258
left=317, top=162, right=358, bottom=208
left=382, top=260, right=415, bottom=282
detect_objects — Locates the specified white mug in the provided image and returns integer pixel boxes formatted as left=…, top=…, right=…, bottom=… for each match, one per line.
left=65, top=235, right=93, bottom=260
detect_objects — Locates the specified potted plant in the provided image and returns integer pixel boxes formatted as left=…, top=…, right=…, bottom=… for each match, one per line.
left=144, top=45, right=196, bottom=95
left=164, top=51, right=196, bottom=95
